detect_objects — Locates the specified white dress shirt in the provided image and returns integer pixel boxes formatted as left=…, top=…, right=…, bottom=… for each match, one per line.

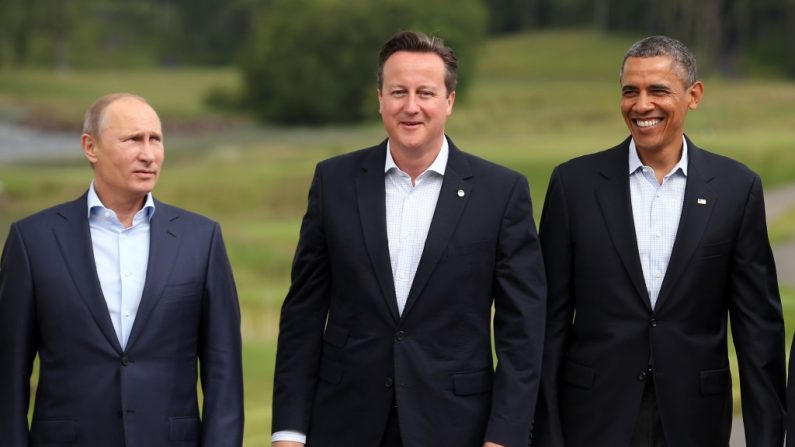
left=385, top=138, right=448, bottom=314
left=271, top=139, right=448, bottom=444
left=87, top=181, right=155, bottom=350
left=628, top=137, right=688, bottom=309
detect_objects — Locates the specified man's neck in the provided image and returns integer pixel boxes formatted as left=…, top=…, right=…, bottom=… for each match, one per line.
left=636, top=140, right=683, bottom=184
left=94, top=185, right=147, bottom=228
left=390, top=137, right=444, bottom=184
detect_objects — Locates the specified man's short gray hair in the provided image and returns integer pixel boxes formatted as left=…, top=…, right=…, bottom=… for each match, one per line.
left=620, top=35, right=697, bottom=87
left=82, top=93, right=149, bottom=136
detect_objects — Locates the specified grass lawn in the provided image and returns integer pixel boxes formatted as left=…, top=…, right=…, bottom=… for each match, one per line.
left=2, top=29, right=795, bottom=442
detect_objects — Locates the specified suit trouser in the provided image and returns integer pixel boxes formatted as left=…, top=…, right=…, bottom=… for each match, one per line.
left=631, top=376, right=667, bottom=447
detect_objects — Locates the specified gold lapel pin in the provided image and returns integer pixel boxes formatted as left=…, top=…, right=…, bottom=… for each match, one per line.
left=457, top=189, right=465, bottom=197
left=697, top=198, right=707, bottom=205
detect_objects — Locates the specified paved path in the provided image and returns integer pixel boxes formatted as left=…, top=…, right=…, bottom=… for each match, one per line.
left=730, top=183, right=795, bottom=446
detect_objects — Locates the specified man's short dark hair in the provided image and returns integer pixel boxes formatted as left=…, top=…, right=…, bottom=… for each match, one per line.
left=377, top=30, right=458, bottom=95
left=620, top=35, right=698, bottom=88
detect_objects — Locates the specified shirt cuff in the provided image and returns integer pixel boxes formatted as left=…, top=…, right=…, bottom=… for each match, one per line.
left=272, top=430, right=307, bottom=444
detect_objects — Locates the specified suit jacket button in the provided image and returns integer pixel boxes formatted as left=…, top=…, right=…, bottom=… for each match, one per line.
left=638, top=370, right=647, bottom=381
left=649, top=318, right=657, bottom=328
left=395, top=330, right=407, bottom=341
left=385, top=377, right=394, bottom=388
left=121, top=356, right=131, bottom=366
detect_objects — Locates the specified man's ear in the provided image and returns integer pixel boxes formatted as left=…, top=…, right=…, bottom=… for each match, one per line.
left=688, top=81, right=704, bottom=110
left=82, top=133, right=98, bottom=164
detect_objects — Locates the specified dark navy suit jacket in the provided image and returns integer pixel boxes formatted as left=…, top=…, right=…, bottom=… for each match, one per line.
left=272, top=138, right=547, bottom=447
left=0, top=194, right=244, bottom=447
left=534, top=136, right=785, bottom=447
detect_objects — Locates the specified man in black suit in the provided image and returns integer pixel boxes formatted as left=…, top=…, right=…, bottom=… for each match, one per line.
left=0, top=93, right=244, bottom=447
left=271, top=30, right=546, bottom=447
left=534, top=36, right=785, bottom=446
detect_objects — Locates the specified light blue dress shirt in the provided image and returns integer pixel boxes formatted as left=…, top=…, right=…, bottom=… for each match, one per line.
left=87, top=182, right=155, bottom=350
left=385, top=138, right=448, bottom=314
left=628, top=137, right=688, bottom=309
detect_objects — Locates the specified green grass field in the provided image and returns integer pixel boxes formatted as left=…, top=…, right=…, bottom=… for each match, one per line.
left=2, top=29, right=795, bottom=442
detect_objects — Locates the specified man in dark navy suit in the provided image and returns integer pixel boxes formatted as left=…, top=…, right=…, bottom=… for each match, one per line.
left=534, top=36, right=785, bottom=447
left=0, top=93, right=244, bottom=447
left=271, top=31, right=546, bottom=447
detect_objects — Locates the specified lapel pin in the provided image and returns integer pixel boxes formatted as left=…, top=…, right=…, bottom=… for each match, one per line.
left=457, top=189, right=465, bottom=197
left=697, top=198, right=707, bottom=205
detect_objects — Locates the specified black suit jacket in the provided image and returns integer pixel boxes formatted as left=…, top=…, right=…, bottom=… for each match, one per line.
left=272, top=138, right=546, bottom=447
left=534, top=136, right=785, bottom=447
left=0, top=194, right=244, bottom=447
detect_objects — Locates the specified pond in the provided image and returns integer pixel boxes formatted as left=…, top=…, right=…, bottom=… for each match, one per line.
left=0, top=122, right=79, bottom=161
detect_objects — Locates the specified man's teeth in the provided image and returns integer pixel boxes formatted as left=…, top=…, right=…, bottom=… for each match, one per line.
left=636, top=119, right=661, bottom=128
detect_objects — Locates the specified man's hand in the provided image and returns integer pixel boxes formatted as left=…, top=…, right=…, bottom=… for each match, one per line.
left=272, top=442, right=304, bottom=447
left=484, top=443, right=505, bottom=447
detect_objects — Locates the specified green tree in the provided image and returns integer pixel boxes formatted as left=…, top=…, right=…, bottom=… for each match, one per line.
left=241, top=0, right=486, bottom=125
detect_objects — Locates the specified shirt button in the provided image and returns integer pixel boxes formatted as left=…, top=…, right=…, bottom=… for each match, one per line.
left=398, top=272, right=407, bottom=280
left=656, top=192, right=661, bottom=198
left=655, top=273, right=662, bottom=278
left=104, top=211, right=111, bottom=218
left=654, top=233, right=661, bottom=239
left=123, top=271, right=130, bottom=278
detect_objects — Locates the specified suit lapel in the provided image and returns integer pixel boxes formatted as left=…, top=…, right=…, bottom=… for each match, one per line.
left=655, top=142, right=717, bottom=310
left=356, top=144, right=401, bottom=321
left=125, top=201, right=182, bottom=352
left=52, top=194, right=123, bottom=353
left=401, top=142, right=472, bottom=319
left=594, top=143, right=651, bottom=310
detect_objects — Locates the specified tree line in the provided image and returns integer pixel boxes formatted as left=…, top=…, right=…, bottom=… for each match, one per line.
left=1, top=0, right=793, bottom=124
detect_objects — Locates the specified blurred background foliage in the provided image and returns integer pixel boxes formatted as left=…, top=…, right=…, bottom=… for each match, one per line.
left=0, top=0, right=794, bottom=124
left=2, top=1, right=795, bottom=444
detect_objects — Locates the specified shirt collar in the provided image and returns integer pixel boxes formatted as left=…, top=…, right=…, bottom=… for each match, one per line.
left=384, top=137, right=449, bottom=177
left=628, top=136, right=689, bottom=177
left=87, top=181, right=156, bottom=221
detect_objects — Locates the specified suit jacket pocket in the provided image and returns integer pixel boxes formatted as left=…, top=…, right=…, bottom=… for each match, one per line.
left=562, top=360, right=595, bottom=389
left=319, top=361, right=344, bottom=385
left=692, top=240, right=731, bottom=261
left=30, top=418, right=76, bottom=443
left=453, top=369, right=493, bottom=396
left=445, top=239, right=495, bottom=258
left=323, top=325, right=349, bottom=348
left=160, top=282, right=203, bottom=303
left=169, top=416, right=201, bottom=441
left=699, top=367, right=731, bottom=396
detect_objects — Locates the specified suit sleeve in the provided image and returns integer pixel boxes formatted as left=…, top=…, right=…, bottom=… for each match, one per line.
left=0, top=224, right=38, bottom=447
left=484, top=174, right=547, bottom=447
left=271, top=168, right=331, bottom=434
left=198, top=223, right=244, bottom=447
left=728, top=175, right=785, bottom=446
left=532, top=167, right=574, bottom=446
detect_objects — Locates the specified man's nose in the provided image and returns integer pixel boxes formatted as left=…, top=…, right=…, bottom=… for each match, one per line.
left=138, top=140, right=156, bottom=163
left=405, top=94, right=420, bottom=113
left=635, top=92, right=654, bottom=112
